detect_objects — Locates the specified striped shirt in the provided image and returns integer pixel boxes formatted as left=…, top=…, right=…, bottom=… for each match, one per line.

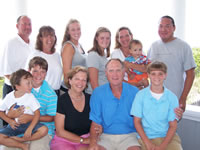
left=32, top=80, right=57, bottom=136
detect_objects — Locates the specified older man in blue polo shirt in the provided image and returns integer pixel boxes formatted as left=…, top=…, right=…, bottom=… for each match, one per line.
left=89, top=58, right=140, bottom=150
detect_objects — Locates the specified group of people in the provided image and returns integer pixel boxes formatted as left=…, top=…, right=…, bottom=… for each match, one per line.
left=0, top=14, right=196, bottom=150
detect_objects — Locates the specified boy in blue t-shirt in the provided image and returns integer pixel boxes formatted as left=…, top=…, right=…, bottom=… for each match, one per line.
left=131, top=61, right=182, bottom=150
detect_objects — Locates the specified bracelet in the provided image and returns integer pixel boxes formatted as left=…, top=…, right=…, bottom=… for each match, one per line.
left=80, top=137, right=84, bottom=144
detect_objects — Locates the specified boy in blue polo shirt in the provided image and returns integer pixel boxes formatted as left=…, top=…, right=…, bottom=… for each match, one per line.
left=131, top=61, right=182, bottom=150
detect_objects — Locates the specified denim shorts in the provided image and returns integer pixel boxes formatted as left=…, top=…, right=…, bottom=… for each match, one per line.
left=0, top=122, right=45, bottom=137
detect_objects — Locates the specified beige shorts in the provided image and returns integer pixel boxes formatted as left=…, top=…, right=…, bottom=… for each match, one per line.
left=98, top=132, right=140, bottom=150
left=138, top=133, right=182, bottom=150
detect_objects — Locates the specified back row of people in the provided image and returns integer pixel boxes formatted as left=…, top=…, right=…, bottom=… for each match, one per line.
left=1, top=15, right=196, bottom=109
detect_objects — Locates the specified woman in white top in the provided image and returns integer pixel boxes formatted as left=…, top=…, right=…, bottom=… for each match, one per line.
left=26, top=26, right=63, bottom=96
left=61, top=19, right=86, bottom=92
left=111, top=27, right=147, bottom=89
left=86, top=27, right=111, bottom=94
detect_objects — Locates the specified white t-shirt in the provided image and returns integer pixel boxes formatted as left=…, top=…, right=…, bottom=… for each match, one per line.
left=111, top=48, right=126, bottom=61
left=0, top=91, right=40, bottom=115
left=26, top=50, right=63, bottom=90
left=111, top=48, right=128, bottom=81
left=150, top=90, right=163, bottom=100
left=0, top=35, right=35, bottom=85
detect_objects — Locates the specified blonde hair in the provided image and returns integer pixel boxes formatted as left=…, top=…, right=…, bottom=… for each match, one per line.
left=65, top=66, right=89, bottom=89
left=62, top=19, right=80, bottom=46
left=88, top=27, right=111, bottom=57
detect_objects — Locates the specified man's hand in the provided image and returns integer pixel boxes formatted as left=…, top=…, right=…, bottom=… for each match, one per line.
left=179, top=98, right=186, bottom=112
left=88, top=142, right=99, bottom=150
left=145, top=140, right=156, bottom=150
left=174, top=105, right=184, bottom=120
left=94, top=124, right=103, bottom=137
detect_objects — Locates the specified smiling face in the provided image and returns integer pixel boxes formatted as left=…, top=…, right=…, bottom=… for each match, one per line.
left=96, top=31, right=111, bottom=51
left=158, top=17, right=175, bottom=43
left=148, top=70, right=167, bottom=87
left=40, top=32, right=56, bottom=53
left=69, top=71, right=87, bottom=93
left=106, top=60, right=125, bottom=87
left=129, top=43, right=143, bottom=59
left=68, top=22, right=81, bottom=42
left=17, top=16, right=32, bottom=38
left=29, top=65, right=47, bottom=88
left=118, top=29, right=132, bottom=49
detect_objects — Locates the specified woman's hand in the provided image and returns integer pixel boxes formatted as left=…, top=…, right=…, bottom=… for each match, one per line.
left=82, top=137, right=90, bottom=144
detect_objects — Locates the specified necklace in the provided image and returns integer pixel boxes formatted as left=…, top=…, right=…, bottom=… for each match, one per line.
left=68, top=90, right=84, bottom=101
left=68, top=90, right=85, bottom=112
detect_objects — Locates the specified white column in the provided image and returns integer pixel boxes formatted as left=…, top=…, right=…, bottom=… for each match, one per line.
left=172, top=0, right=186, bottom=40
left=14, top=0, right=28, bottom=19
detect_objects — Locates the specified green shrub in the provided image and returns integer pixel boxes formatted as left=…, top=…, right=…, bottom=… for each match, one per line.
left=0, top=77, right=4, bottom=99
left=193, top=48, right=200, bottom=77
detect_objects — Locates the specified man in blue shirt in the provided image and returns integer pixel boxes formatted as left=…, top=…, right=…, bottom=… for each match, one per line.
left=89, top=58, right=140, bottom=150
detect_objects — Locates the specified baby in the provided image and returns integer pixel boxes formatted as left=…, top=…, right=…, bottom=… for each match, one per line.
left=125, top=39, right=150, bottom=88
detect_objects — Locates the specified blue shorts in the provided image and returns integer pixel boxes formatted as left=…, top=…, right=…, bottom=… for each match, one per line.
left=0, top=122, right=45, bottom=137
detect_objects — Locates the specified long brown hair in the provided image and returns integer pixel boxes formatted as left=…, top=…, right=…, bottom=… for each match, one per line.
left=35, top=26, right=57, bottom=53
left=115, top=27, right=133, bottom=49
left=88, top=27, right=111, bottom=57
left=62, top=19, right=80, bottom=46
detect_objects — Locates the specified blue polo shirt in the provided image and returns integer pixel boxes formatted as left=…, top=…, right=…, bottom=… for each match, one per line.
left=31, top=80, right=57, bottom=136
left=90, top=82, right=139, bottom=134
left=131, top=86, right=178, bottom=139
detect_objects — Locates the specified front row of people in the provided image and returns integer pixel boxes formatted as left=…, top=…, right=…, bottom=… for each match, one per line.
left=0, top=57, right=183, bottom=150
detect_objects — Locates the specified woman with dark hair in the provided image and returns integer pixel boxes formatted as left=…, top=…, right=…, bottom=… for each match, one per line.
left=60, top=19, right=86, bottom=93
left=26, top=26, right=62, bottom=95
left=86, top=27, right=111, bottom=94
left=111, top=27, right=147, bottom=89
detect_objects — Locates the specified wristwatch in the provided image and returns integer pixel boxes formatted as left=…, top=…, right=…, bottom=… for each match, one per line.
left=80, top=137, right=84, bottom=143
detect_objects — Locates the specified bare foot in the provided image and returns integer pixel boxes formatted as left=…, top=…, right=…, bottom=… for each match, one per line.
left=22, top=143, right=30, bottom=150
left=10, top=136, right=26, bottom=142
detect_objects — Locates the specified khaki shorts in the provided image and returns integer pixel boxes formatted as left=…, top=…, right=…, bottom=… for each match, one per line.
left=98, top=132, right=140, bottom=150
left=138, top=133, right=182, bottom=150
